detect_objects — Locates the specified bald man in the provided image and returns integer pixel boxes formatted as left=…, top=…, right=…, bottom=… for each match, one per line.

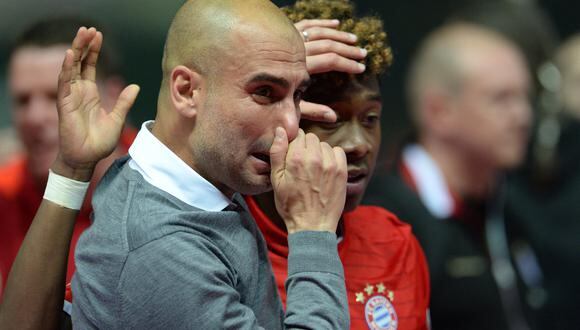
left=365, top=23, right=532, bottom=329
left=71, top=0, right=353, bottom=328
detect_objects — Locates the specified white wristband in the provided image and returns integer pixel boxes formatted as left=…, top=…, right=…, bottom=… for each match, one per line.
left=43, top=169, right=90, bottom=210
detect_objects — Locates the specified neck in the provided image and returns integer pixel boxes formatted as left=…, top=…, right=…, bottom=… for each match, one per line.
left=421, top=138, right=497, bottom=199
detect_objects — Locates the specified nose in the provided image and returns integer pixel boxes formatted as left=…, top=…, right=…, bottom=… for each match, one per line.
left=280, top=100, right=300, bottom=142
left=339, top=122, right=371, bottom=162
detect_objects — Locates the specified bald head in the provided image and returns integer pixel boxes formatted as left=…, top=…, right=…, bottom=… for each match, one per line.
left=407, top=23, right=526, bottom=127
left=162, top=0, right=299, bottom=82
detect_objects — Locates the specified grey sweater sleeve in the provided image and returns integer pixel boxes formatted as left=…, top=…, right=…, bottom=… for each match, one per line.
left=284, top=231, right=350, bottom=329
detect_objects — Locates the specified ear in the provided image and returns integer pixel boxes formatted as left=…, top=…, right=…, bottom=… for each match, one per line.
left=170, top=65, right=204, bottom=118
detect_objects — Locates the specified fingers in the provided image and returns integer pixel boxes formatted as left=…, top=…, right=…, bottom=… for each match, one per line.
left=111, top=84, right=140, bottom=124
left=295, top=19, right=340, bottom=32
left=306, top=53, right=366, bottom=75
left=320, top=142, right=336, bottom=177
left=305, top=132, right=322, bottom=154
left=321, top=143, right=347, bottom=182
left=57, top=49, right=75, bottom=106
left=299, top=101, right=337, bottom=123
left=269, top=127, right=290, bottom=178
left=81, top=31, right=103, bottom=81
left=333, top=146, right=348, bottom=181
left=303, top=27, right=358, bottom=45
left=70, top=27, right=97, bottom=80
left=286, top=128, right=306, bottom=157
left=305, top=39, right=366, bottom=59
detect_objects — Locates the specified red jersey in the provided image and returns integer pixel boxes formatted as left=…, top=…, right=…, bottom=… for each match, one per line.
left=246, top=196, right=431, bottom=330
left=0, top=156, right=91, bottom=297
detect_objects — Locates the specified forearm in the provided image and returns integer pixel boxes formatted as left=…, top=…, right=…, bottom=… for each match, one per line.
left=0, top=200, right=77, bottom=330
left=284, top=231, right=349, bottom=329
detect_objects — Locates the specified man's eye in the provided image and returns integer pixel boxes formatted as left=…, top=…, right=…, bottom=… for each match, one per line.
left=363, top=114, right=380, bottom=127
left=15, top=94, right=30, bottom=107
left=253, top=86, right=276, bottom=104
left=254, top=86, right=273, bottom=99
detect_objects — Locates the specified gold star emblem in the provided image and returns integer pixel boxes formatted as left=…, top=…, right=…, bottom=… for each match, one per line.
left=376, top=283, right=386, bottom=294
left=355, top=292, right=365, bottom=304
left=364, top=284, right=374, bottom=295
left=388, top=290, right=395, bottom=302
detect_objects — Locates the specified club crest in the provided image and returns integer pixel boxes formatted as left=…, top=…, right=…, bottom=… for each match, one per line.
left=356, top=283, right=398, bottom=330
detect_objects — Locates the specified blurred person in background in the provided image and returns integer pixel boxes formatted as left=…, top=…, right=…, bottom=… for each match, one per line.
left=365, top=23, right=533, bottom=330
left=247, top=0, right=431, bottom=329
left=0, top=17, right=136, bottom=298
left=504, top=34, right=580, bottom=329
left=453, top=2, right=579, bottom=328
left=0, top=25, right=137, bottom=328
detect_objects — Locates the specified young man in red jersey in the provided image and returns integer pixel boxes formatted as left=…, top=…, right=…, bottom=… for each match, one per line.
left=245, top=1, right=431, bottom=329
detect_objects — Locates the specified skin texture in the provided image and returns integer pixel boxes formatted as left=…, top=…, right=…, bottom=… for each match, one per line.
left=0, top=27, right=138, bottom=330
left=409, top=24, right=532, bottom=198
left=152, top=0, right=348, bottom=233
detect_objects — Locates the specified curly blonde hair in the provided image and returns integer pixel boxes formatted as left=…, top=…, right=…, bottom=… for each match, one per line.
left=283, top=0, right=393, bottom=75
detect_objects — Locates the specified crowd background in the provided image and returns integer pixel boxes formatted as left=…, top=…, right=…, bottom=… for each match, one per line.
left=0, top=0, right=577, bottom=157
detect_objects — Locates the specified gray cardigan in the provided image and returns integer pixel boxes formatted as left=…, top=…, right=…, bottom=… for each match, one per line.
left=71, top=156, right=349, bottom=329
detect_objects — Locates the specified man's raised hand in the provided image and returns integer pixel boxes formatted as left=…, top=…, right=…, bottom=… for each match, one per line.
left=269, top=127, right=347, bottom=234
left=54, top=27, right=139, bottom=181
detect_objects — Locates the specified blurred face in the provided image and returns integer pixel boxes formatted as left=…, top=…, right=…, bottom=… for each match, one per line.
left=449, top=44, right=531, bottom=170
left=301, top=76, right=382, bottom=212
left=9, top=46, right=66, bottom=179
left=189, top=23, right=308, bottom=196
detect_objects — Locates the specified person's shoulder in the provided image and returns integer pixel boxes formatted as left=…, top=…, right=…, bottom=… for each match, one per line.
left=345, top=205, right=414, bottom=240
left=347, top=205, right=407, bottom=226
left=0, top=155, right=27, bottom=199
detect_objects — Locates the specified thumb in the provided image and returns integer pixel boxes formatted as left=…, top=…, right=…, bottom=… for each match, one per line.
left=269, top=127, right=288, bottom=178
left=111, top=84, right=140, bottom=124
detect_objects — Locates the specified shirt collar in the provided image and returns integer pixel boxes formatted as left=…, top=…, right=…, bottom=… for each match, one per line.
left=128, top=120, right=231, bottom=211
left=402, top=143, right=454, bottom=219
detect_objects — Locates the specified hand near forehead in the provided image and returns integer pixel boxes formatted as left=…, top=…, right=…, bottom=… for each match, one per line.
left=269, top=127, right=347, bottom=234
left=295, top=19, right=367, bottom=123
left=54, top=27, right=139, bottom=181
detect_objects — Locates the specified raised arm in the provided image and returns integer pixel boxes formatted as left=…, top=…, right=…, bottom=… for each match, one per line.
left=270, top=128, right=350, bottom=329
left=0, top=26, right=138, bottom=330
